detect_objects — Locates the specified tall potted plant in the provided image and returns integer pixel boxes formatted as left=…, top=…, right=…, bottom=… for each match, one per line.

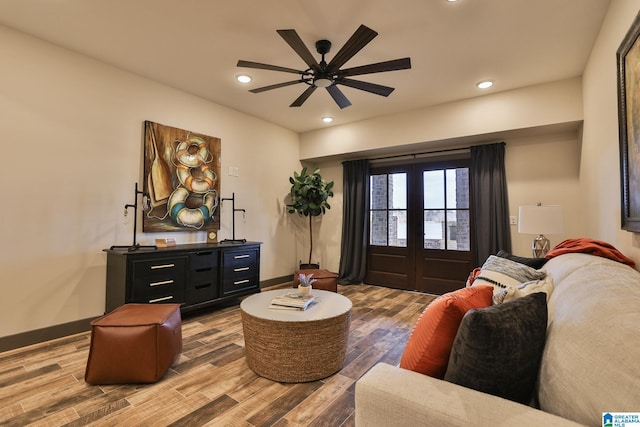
left=287, top=167, right=334, bottom=268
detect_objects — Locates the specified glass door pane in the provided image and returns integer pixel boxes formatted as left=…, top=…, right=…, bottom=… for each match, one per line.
left=370, top=172, right=407, bottom=247
left=424, top=209, right=445, bottom=249
left=423, top=170, right=444, bottom=209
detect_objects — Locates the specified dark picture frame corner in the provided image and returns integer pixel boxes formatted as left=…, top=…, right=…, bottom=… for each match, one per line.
left=617, top=11, right=640, bottom=232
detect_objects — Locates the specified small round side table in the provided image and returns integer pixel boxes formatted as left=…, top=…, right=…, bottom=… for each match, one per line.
left=240, top=289, right=352, bottom=383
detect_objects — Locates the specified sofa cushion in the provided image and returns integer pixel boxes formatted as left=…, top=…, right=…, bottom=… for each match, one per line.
left=472, top=255, right=547, bottom=295
left=539, top=254, right=640, bottom=425
left=399, top=285, right=494, bottom=379
left=444, top=292, right=548, bottom=404
left=497, top=249, right=548, bottom=269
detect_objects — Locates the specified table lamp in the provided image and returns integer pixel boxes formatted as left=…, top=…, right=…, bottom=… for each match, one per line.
left=518, top=204, right=564, bottom=257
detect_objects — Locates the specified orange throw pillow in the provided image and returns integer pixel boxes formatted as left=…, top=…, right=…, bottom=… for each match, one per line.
left=399, top=285, right=494, bottom=378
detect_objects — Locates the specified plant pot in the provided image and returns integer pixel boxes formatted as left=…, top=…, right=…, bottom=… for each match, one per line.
left=298, top=284, right=312, bottom=296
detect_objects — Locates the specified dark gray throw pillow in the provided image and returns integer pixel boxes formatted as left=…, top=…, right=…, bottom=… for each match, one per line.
left=497, top=249, right=548, bottom=269
left=443, top=292, right=548, bottom=404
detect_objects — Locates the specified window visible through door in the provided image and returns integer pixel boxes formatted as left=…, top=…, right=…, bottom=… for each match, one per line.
left=422, top=168, right=470, bottom=251
left=366, top=159, right=474, bottom=294
left=369, top=173, right=407, bottom=247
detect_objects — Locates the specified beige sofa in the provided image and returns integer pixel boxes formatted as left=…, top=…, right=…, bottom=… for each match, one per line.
left=355, top=253, right=640, bottom=427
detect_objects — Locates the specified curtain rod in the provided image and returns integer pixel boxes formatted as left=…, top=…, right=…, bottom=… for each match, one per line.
left=369, top=141, right=506, bottom=162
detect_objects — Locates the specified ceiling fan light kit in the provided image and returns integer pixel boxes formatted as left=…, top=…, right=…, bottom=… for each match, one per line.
left=237, top=24, right=411, bottom=109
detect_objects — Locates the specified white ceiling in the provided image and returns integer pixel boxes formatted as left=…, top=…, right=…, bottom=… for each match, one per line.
left=0, top=0, right=610, bottom=134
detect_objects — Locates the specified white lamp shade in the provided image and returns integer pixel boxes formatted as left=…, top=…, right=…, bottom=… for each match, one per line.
left=518, top=205, right=564, bottom=235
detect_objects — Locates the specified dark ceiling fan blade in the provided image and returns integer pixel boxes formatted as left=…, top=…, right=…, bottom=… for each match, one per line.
left=277, top=29, right=320, bottom=69
left=337, top=78, right=395, bottom=97
left=326, top=85, right=352, bottom=109
left=237, top=60, right=305, bottom=75
left=250, top=80, right=304, bottom=93
left=327, top=24, right=378, bottom=71
left=339, top=57, right=412, bottom=77
left=290, top=85, right=317, bottom=107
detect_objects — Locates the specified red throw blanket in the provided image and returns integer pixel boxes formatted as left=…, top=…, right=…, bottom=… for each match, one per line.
left=545, top=238, right=636, bottom=268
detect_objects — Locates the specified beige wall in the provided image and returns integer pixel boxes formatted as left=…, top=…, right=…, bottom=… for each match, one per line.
left=0, top=26, right=301, bottom=337
left=506, top=132, right=583, bottom=256
left=303, top=162, right=344, bottom=271
left=581, top=0, right=640, bottom=263
left=299, top=78, right=583, bottom=162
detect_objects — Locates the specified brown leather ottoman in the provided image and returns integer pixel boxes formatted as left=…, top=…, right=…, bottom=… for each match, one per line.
left=293, top=269, right=338, bottom=292
left=85, top=303, right=182, bottom=385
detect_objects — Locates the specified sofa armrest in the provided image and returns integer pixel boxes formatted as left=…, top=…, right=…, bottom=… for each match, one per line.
left=355, top=363, right=586, bottom=427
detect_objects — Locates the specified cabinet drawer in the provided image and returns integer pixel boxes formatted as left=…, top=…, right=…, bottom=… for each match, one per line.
left=138, top=289, right=185, bottom=305
left=222, top=275, right=258, bottom=296
left=186, top=281, right=217, bottom=304
left=223, top=250, right=258, bottom=270
left=190, top=250, right=218, bottom=270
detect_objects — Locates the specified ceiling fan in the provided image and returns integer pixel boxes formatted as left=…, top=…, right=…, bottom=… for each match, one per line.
left=237, top=24, right=411, bottom=109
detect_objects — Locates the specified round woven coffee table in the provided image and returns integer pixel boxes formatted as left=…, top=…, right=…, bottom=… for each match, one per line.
left=240, top=289, right=352, bottom=383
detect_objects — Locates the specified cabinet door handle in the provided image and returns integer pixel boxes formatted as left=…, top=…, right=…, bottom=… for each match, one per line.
left=234, top=267, right=250, bottom=272
left=149, top=296, right=174, bottom=303
left=150, top=280, right=174, bottom=287
left=151, top=263, right=175, bottom=269
left=234, top=279, right=250, bottom=285
left=234, top=255, right=250, bottom=259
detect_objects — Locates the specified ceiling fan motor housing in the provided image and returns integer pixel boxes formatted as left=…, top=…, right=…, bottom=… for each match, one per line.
left=313, top=39, right=334, bottom=87
left=315, top=39, right=332, bottom=55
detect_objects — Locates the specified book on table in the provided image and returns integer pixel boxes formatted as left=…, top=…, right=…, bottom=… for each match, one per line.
left=269, top=293, right=316, bottom=310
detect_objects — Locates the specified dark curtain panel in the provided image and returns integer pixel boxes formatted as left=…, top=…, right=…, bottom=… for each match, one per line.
left=471, top=142, right=511, bottom=267
left=338, top=159, right=370, bottom=284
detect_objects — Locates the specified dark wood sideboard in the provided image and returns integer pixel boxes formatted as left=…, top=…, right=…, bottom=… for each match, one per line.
left=103, top=242, right=261, bottom=313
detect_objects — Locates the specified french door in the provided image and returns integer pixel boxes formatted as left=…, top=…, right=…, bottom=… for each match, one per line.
left=365, top=158, right=475, bottom=294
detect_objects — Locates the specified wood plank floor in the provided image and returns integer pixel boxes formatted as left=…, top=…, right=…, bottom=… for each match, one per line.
left=0, top=284, right=435, bottom=427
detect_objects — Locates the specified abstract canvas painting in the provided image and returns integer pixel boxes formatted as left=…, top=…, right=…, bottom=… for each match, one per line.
left=142, top=120, right=221, bottom=232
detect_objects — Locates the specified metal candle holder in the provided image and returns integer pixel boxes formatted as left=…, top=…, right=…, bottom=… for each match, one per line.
left=220, top=192, right=247, bottom=244
left=110, top=182, right=157, bottom=251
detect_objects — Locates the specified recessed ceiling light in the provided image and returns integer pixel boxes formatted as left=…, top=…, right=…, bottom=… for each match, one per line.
left=477, top=80, right=494, bottom=89
left=236, top=74, right=252, bottom=84
left=321, top=117, right=333, bottom=123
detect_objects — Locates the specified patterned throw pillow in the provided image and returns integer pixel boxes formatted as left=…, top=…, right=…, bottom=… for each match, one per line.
left=399, top=285, right=494, bottom=379
left=444, top=292, right=548, bottom=404
left=493, top=276, right=555, bottom=304
left=472, top=255, right=547, bottom=295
